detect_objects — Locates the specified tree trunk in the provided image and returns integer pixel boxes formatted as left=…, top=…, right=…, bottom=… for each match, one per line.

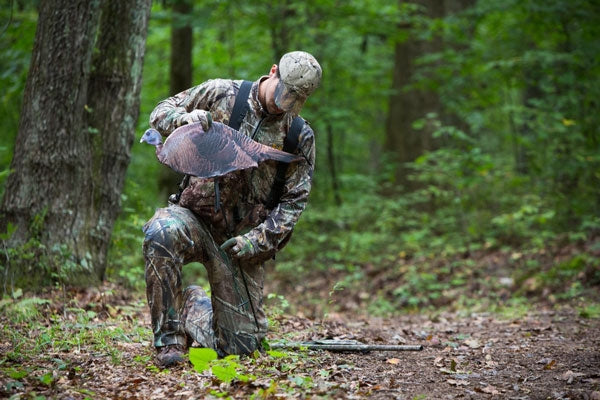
left=385, top=0, right=444, bottom=188
left=326, top=124, right=342, bottom=204
left=86, top=0, right=152, bottom=281
left=0, top=0, right=151, bottom=288
left=268, top=0, right=294, bottom=62
left=158, top=0, right=193, bottom=203
left=170, top=0, right=193, bottom=95
left=0, top=0, right=102, bottom=288
left=385, top=0, right=474, bottom=188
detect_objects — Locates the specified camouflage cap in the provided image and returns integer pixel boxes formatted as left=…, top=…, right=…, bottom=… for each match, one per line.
left=274, top=51, right=322, bottom=114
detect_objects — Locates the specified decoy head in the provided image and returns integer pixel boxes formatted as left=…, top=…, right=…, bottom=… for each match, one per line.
left=140, top=128, right=163, bottom=146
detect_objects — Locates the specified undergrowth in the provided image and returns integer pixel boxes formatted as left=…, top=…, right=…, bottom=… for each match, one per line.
left=0, top=290, right=348, bottom=399
left=272, top=167, right=600, bottom=317
left=102, top=164, right=600, bottom=320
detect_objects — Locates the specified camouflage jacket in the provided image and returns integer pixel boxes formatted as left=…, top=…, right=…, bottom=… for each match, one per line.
left=149, top=78, right=316, bottom=257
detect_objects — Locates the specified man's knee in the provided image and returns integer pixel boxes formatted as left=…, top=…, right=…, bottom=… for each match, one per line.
left=143, top=209, right=195, bottom=259
left=143, top=223, right=175, bottom=258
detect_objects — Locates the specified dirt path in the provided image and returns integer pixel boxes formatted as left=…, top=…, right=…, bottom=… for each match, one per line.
left=1, top=289, right=598, bottom=399
left=271, top=308, right=600, bottom=399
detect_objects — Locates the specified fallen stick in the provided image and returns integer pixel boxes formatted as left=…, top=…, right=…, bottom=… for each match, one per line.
left=269, top=339, right=423, bottom=352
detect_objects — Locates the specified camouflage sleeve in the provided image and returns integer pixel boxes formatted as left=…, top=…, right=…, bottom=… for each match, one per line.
left=149, top=79, right=234, bottom=136
left=243, top=122, right=316, bottom=255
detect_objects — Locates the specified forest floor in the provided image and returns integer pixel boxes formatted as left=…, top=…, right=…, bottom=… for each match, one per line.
left=1, top=243, right=599, bottom=399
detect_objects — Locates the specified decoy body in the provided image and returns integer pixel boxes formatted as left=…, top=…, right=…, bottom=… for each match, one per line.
left=140, top=121, right=302, bottom=179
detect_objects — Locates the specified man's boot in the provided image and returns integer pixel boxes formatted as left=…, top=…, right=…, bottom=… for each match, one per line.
left=156, top=344, right=186, bottom=367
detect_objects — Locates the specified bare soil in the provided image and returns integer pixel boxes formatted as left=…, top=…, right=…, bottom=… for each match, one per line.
left=1, top=286, right=598, bottom=399
left=2, top=237, right=600, bottom=399
left=270, top=308, right=600, bottom=399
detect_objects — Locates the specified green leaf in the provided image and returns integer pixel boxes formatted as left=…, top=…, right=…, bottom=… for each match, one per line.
left=266, top=350, right=287, bottom=358
left=212, top=364, right=237, bottom=383
left=412, top=118, right=426, bottom=130
left=189, top=347, right=217, bottom=373
left=8, top=369, right=28, bottom=379
left=39, top=372, right=54, bottom=385
left=0, top=222, right=15, bottom=240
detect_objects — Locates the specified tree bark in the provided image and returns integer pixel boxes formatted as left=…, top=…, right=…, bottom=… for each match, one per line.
left=0, top=0, right=151, bottom=288
left=86, top=0, right=152, bottom=281
left=170, top=0, right=193, bottom=95
left=158, top=0, right=194, bottom=203
left=268, top=0, right=294, bottom=62
left=385, top=0, right=474, bottom=188
left=385, top=0, right=445, bottom=188
left=326, top=124, right=342, bottom=204
left=0, top=0, right=102, bottom=288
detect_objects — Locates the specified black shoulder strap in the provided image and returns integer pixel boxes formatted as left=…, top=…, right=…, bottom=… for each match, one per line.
left=283, top=116, right=304, bottom=153
left=229, top=79, right=304, bottom=209
left=229, top=80, right=252, bottom=130
left=266, top=116, right=304, bottom=209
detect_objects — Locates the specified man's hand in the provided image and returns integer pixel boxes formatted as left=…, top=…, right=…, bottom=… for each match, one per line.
left=175, top=110, right=212, bottom=131
left=220, top=236, right=255, bottom=259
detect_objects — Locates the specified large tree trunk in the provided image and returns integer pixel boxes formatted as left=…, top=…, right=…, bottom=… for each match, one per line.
left=385, top=0, right=474, bottom=188
left=0, top=0, right=151, bottom=288
left=158, top=0, right=194, bottom=203
left=0, top=0, right=103, bottom=288
left=170, top=0, right=193, bottom=93
left=86, top=0, right=152, bottom=281
left=385, top=0, right=445, bottom=188
left=268, top=0, right=294, bottom=62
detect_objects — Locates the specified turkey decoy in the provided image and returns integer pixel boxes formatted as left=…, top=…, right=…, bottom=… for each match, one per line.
left=140, top=121, right=302, bottom=178
left=140, top=121, right=303, bottom=211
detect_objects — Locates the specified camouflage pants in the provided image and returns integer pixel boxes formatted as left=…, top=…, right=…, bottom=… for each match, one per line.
left=143, top=205, right=268, bottom=356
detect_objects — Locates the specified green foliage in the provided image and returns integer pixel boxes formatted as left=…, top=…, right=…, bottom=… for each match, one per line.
left=493, top=297, right=531, bottom=320
left=38, top=371, right=54, bottom=386
left=0, top=296, right=50, bottom=324
left=189, top=347, right=218, bottom=372
left=1, top=210, right=95, bottom=291
left=1, top=294, right=147, bottom=373
left=189, top=348, right=249, bottom=383
left=272, top=0, right=599, bottom=314
left=512, top=252, right=600, bottom=302
left=105, top=188, right=153, bottom=289
left=429, top=0, right=600, bottom=229
left=0, top=7, right=36, bottom=170
left=578, top=303, right=600, bottom=319
left=188, top=342, right=336, bottom=392
left=265, top=293, right=290, bottom=322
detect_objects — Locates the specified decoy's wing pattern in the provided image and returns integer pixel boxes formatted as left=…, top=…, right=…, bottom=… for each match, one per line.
left=159, top=122, right=302, bottom=179
left=226, top=125, right=303, bottom=164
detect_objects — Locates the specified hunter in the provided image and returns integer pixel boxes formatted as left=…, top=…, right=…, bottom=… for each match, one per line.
left=143, top=51, right=322, bottom=367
